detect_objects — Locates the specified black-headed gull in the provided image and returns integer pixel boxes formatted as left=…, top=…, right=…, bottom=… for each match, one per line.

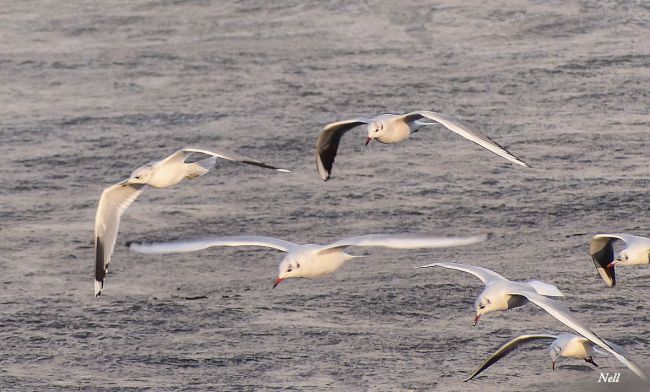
left=418, top=262, right=647, bottom=380
left=315, top=111, right=529, bottom=180
left=128, top=234, right=487, bottom=287
left=589, top=233, right=650, bottom=287
left=466, top=333, right=615, bottom=380
left=94, top=148, right=289, bottom=297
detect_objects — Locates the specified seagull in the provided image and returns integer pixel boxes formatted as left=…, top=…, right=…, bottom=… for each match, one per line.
left=128, top=234, right=488, bottom=287
left=466, top=333, right=614, bottom=381
left=315, top=111, right=529, bottom=180
left=94, top=148, right=289, bottom=297
left=418, top=262, right=647, bottom=380
left=589, top=233, right=650, bottom=287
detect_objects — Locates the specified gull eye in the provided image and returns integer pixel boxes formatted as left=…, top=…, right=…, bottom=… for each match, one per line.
left=479, top=303, right=485, bottom=309
left=286, top=266, right=292, bottom=273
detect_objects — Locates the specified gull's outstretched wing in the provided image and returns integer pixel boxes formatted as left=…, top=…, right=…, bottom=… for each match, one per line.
left=466, top=334, right=557, bottom=381
left=401, top=111, right=529, bottom=167
left=321, top=233, right=487, bottom=252
left=417, top=262, right=507, bottom=284
left=315, top=119, right=370, bottom=181
left=163, top=147, right=290, bottom=172
left=589, top=234, right=621, bottom=287
left=95, top=180, right=145, bottom=297
left=509, top=289, right=647, bottom=380
left=128, top=235, right=298, bottom=254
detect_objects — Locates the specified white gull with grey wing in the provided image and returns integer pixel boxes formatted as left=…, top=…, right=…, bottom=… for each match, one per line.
left=589, top=233, right=650, bottom=287
left=466, top=332, right=617, bottom=381
left=94, top=147, right=289, bottom=297
left=129, top=234, right=487, bottom=287
left=315, top=111, right=529, bottom=180
left=418, top=262, right=647, bottom=380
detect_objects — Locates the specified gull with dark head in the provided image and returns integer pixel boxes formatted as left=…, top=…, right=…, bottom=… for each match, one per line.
left=315, top=111, right=529, bottom=180
left=94, top=147, right=289, bottom=297
left=589, top=233, right=650, bottom=287
left=418, top=262, right=647, bottom=380
left=466, top=332, right=616, bottom=381
left=129, top=234, right=487, bottom=288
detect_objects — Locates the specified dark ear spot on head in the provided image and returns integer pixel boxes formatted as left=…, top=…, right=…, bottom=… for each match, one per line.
left=296, top=262, right=300, bottom=269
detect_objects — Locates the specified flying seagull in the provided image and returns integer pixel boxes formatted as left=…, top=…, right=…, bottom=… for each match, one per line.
left=418, top=262, right=647, bottom=380
left=315, top=111, right=529, bottom=180
left=589, top=233, right=650, bottom=287
left=466, top=333, right=616, bottom=381
left=128, top=233, right=487, bottom=287
left=94, top=147, right=289, bottom=296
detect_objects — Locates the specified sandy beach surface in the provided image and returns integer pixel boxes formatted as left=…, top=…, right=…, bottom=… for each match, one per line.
left=1, top=1, right=649, bottom=391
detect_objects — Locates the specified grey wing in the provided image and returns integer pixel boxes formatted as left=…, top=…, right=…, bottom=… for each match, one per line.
left=129, top=235, right=297, bottom=254
left=466, top=334, right=557, bottom=381
left=511, top=290, right=647, bottom=380
left=589, top=235, right=618, bottom=287
left=322, top=233, right=487, bottom=251
left=401, top=111, right=529, bottom=167
left=315, top=119, right=370, bottom=181
left=94, top=181, right=145, bottom=296
left=178, top=148, right=290, bottom=172
left=416, top=262, right=507, bottom=284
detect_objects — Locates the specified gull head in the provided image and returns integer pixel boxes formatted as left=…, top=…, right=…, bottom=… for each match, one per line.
left=608, top=250, right=626, bottom=268
left=611, top=247, right=648, bottom=267
left=549, top=343, right=562, bottom=370
left=128, top=164, right=154, bottom=184
left=273, top=256, right=302, bottom=288
left=365, top=121, right=384, bottom=145
left=473, top=295, right=498, bottom=326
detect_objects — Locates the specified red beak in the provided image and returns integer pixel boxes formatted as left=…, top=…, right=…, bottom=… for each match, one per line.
left=607, top=262, right=616, bottom=269
left=272, top=277, right=284, bottom=289
left=365, top=137, right=372, bottom=146
left=473, top=314, right=481, bottom=326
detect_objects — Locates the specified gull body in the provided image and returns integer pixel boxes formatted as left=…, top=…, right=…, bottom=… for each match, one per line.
left=589, top=233, right=650, bottom=287
left=418, top=262, right=647, bottom=380
left=551, top=333, right=599, bottom=366
left=94, top=147, right=289, bottom=297
left=129, top=234, right=488, bottom=287
left=466, top=333, right=607, bottom=381
left=315, top=110, right=529, bottom=180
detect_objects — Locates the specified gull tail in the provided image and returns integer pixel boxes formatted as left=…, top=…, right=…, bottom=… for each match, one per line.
left=187, top=156, right=217, bottom=179
left=526, top=280, right=564, bottom=297
left=594, top=347, right=610, bottom=356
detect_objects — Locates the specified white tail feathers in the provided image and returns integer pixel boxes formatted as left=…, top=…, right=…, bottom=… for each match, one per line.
left=188, top=157, right=217, bottom=178
left=526, top=280, right=564, bottom=297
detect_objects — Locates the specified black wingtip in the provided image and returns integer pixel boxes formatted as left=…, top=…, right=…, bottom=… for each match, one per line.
left=124, top=241, right=132, bottom=248
left=95, top=236, right=105, bottom=282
